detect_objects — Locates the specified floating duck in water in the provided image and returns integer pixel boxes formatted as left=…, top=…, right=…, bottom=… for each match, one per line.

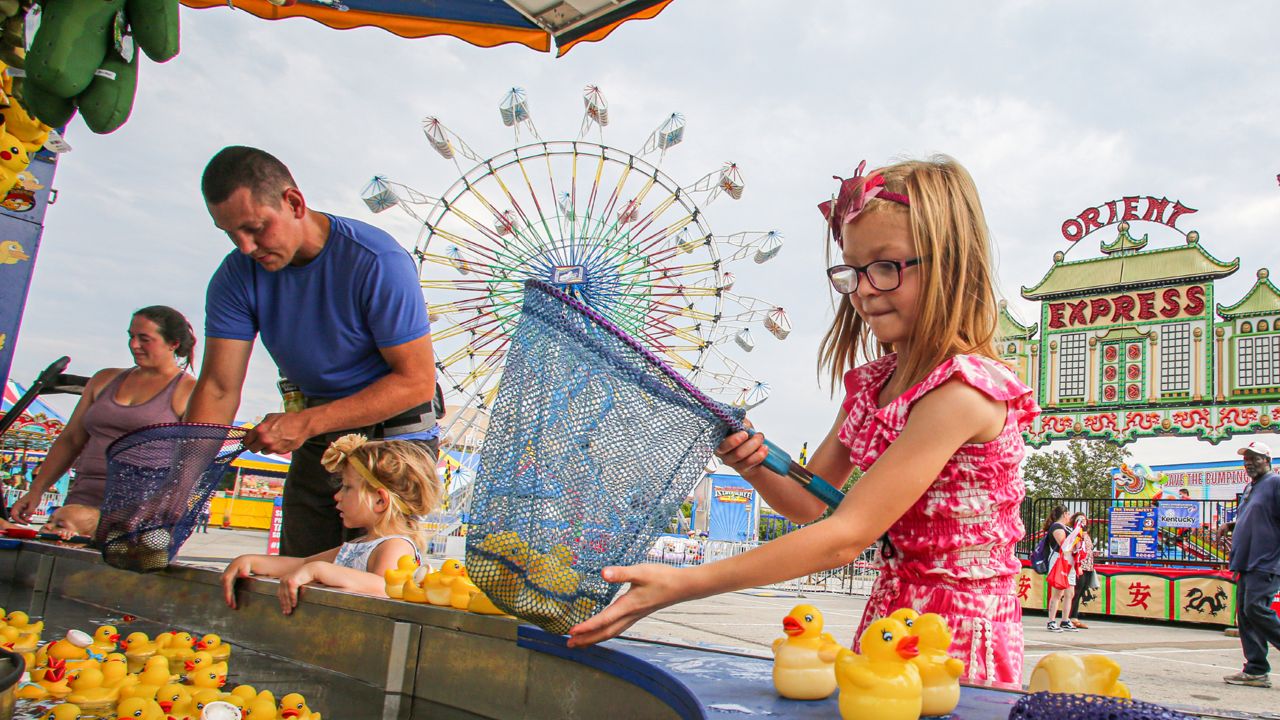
left=279, top=691, right=322, bottom=719
left=195, top=633, right=232, bottom=663
left=1028, top=653, right=1130, bottom=698
left=67, top=666, right=121, bottom=712
left=183, top=650, right=228, bottom=685
left=123, top=656, right=178, bottom=701
left=385, top=555, right=418, bottom=599
left=0, top=623, right=39, bottom=653
left=245, top=697, right=279, bottom=720
left=92, top=625, right=123, bottom=656
left=42, top=703, right=84, bottom=720
left=834, top=617, right=922, bottom=720
left=772, top=603, right=842, bottom=700
left=26, top=657, right=76, bottom=699
left=113, top=696, right=166, bottom=720
left=156, top=682, right=197, bottom=718
left=49, top=629, right=96, bottom=670
left=186, top=668, right=226, bottom=691
left=157, top=631, right=196, bottom=664
left=5, top=610, right=43, bottom=635
left=191, top=688, right=227, bottom=714
left=425, top=559, right=468, bottom=606
left=102, top=655, right=139, bottom=692
left=906, top=613, right=965, bottom=717
left=122, top=631, right=158, bottom=671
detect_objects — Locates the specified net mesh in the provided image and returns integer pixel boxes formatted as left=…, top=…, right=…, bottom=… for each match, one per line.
left=1008, top=692, right=1196, bottom=720
left=466, top=280, right=745, bottom=634
left=96, top=423, right=248, bottom=572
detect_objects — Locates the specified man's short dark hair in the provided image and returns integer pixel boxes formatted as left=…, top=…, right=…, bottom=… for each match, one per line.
left=201, top=146, right=298, bottom=205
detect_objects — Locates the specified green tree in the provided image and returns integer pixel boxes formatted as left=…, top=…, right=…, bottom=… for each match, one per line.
left=1023, top=439, right=1130, bottom=500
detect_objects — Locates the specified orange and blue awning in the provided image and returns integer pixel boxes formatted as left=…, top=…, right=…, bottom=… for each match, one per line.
left=180, top=0, right=675, bottom=56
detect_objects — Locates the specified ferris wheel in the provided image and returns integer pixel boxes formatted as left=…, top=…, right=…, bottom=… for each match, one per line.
left=363, top=87, right=791, bottom=483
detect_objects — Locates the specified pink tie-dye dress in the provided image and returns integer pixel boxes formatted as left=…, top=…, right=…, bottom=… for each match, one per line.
left=840, top=353, right=1039, bottom=686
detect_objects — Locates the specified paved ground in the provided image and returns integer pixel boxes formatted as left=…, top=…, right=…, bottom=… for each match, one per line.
left=177, top=529, right=1279, bottom=718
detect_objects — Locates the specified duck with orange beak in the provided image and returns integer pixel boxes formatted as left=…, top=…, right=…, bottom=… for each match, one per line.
left=771, top=603, right=842, bottom=700
left=834, top=617, right=922, bottom=720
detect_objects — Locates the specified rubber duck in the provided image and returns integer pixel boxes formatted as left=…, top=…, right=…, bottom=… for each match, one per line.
left=402, top=566, right=430, bottom=604
left=1028, top=653, right=1130, bottom=698
left=103, top=655, right=139, bottom=692
left=907, top=613, right=964, bottom=717
left=279, top=692, right=321, bottom=720
left=245, top=698, right=278, bottom=720
left=450, top=576, right=481, bottom=610
left=833, top=617, right=921, bottom=720
left=888, top=608, right=919, bottom=632
left=157, top=632, right=196, bottom=664
left=156, top=683, right=196, bottom=718
left=424, top=559, right=467, bottom=606
left=0, top=126, right=29, bottom=196
left=771, top=603, right=842, bottom=700
left=92, top=625, right=123, bottom=656
left=191, top=688, right=225, bottom=715
left=49, top=629, right=96, bottom=670
left=195, top=634, right=232, bottom=663
left=122, top=632, right=158, bottom=672
left=42, top=703, right=84, bottom=720
left=186, top=668, right=226, bottom=691
left=32, top=657, right=76, bottom=698
left=114, top=696, right=166, bottom=720
left=5, top=610, right=44, bottom=636
left=229, top=685, right=259, bottom=705
left=68, top=666, right=121, bottom=713
left=519, top=546, right=582, bottom=623
left=0, top=623, right=40, bottom=653
left=469, top=531, right=530, bottom=603
left=385, top=555, right=418, bottom=599
left=123, top=656, right=178, bottom=700
left=15, top=671, right=54, bottom=700
left=183, top=651, right=227, bottom=686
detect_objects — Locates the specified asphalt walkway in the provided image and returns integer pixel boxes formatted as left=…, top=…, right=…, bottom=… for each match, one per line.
left=176, top=528, right=1278, bottom=718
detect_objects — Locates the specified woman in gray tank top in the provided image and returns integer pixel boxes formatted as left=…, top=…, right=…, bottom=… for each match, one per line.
left=8, top=306, right=198, bottom=538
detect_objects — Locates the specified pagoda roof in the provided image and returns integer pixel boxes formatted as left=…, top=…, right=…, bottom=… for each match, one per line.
left=997, top=301, right=1037, bottom=340
left=1022, top=241, right=1238, bottom=300
left=1217, top=268, right=1280, bottom=318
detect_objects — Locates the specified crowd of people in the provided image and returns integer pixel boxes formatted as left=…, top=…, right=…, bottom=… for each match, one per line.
left=4, top=149, right=1278, bottom=692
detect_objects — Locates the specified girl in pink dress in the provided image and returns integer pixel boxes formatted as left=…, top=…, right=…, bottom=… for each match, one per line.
left=568, top=156, right=1039, bottom=686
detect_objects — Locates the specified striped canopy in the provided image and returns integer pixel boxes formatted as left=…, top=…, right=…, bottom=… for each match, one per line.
left=180, top=0, right=675, bottom=56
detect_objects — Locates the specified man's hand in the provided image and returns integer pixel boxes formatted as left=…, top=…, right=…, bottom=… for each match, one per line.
left=246, top=412, right=314, bottom=454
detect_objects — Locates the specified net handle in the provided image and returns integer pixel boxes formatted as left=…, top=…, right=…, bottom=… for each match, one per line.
left=525, top=279, right=845, bottom=509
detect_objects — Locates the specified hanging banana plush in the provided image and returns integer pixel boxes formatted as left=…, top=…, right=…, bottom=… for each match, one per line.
left=12, top=0, right=180, bottom=134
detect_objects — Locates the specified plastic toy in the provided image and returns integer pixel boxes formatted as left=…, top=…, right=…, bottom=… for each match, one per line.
left=384, top=554, right=418, bottom=599
left=834, top=618, right=922, bottom=720
left=908, top=613, right=964, bottom=717
left=113, top=696, right=166, bottom=720
left=279, top=691, right=322, bottom=719
left=770, top=603, right=841, bottom=700
left=196, top=633, right=232, bottom=663
left=67, top=665, right=122, bottom=712
left=91, top=625, right=123, bottom=655
left=156, top=682, right=196, bottom=718
left=1028, top=653, right=1130, bottom=698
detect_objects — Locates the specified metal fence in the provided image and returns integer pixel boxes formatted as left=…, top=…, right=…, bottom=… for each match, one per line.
left=1019, top=496, right=1237, bottom=567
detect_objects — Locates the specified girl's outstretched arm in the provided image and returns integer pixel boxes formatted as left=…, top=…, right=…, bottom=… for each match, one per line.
left=568, top=379, right=1005, bottom=647
left=718, top=410, right=855, bottom=524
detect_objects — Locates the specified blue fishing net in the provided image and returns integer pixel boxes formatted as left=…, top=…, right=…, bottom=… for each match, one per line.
left=1008, top=692, right=1196, bottom=720
left=95, top=423, right=248, bottom=572
left=466, top=279, right=746, bottom=634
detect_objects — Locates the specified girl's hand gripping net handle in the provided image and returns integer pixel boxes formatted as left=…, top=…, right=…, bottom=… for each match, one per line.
left=745, top=430, right=845, bottom=509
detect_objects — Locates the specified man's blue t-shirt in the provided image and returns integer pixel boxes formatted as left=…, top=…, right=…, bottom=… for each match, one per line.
left=1229, top=471, right=1280, bottom=575
left=205, top=213, right=430, bottom=400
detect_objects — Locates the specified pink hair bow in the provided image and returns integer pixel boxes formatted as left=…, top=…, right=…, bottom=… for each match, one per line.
left=817, top=160, right=910, bottom=246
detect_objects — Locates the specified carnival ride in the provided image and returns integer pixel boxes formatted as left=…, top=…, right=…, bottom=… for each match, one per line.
left=363, top=86, right=790, bottom=509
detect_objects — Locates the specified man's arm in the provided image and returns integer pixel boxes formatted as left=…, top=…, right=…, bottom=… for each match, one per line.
left=247, top=334, right=435, bottom=453
left=185, top=338, right=254, bottom=424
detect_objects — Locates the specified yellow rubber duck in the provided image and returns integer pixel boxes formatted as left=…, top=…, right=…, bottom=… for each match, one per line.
left=102, top=655, right=139, bottom=692
left=245, top=697, right=279, bottom=720
left=0, top=624, right=40, bottom=653
left=191, top=688, right=226, bottom=715
left=5, top=610, right=43, bottom=636
left=385, top=555, right=419, bottom=599
left=1028, top=653, right=1130, bottom=698
left=122, top=632, right=158, bottom=672
left=470, top=531, right=530, bottom=604
left=466, top=589, right=510, bottom=616
left=92, top=625, right=123, bottom=656
left=195, top=633, right=232, bottom=663
left=31, top=658, right=76, bottom=698
left=771, top=603, right=842, bottom=700
left=450, top=576, right=481, bottom=610
left=156, top=683, right=197, bottom=718
left=888, top=608, right=919, bottom=632
left=517, top=546, right=582, bottom=624
left=122, top=656, right=178, bottom=701
left=157, top=631, right=196, bottom=664
left=905, top=613, right=965, bottom=717
left=67, top=665, right=121, bottom=713
left=48, top=629, right=96, bottom=671
left=834, top=617, right=922, bottom=720
left=113, top=696, right=166, bottom=720
left=186, top=668, right=226, bottom=691
left=42, top=703, right=84, bottom=720
left=424, top=559, right=468, bottom=606
left=279, top=691, right=322, bottom=720
left=183, top=650, right=227, bottom=686
left=229, top=684, right=260, bottom=705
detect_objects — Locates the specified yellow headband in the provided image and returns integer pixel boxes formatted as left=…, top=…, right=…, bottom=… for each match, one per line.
left=323, top=433, right=411, bottom=515
left=347, top=455, right=411, bottom=515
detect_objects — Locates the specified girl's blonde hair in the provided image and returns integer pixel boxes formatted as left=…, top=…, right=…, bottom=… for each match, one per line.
left=818, top=155, right=999, bottom=392
left=321, top=435, right=443, bottom=554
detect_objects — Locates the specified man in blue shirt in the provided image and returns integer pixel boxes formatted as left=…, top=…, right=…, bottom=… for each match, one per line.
left=186, top=146, right=438, bottom=558
left=1224, top=441, right=1280, bottom=688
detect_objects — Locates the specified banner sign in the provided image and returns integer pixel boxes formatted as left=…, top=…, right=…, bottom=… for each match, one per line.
left=0, top=150, right=60, bottom=388
left=267, top=496, right=284, bottom=555
left=707, top=473, right=755, bottom=542
left=1157, top=500, right=1200, bottom=529
left=1109, top=505, right=1158, bottom=559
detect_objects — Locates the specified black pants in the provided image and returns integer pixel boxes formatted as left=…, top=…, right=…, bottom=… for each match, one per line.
left=279, top=430, right=439, bottom=558
left=1069, top=569, right=1095, bottom=618
left=1236, top=570, right=1280, bottom=675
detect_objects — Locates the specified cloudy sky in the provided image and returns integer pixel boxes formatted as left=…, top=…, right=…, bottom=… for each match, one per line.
left=9, top=1, right=1280, bottom=469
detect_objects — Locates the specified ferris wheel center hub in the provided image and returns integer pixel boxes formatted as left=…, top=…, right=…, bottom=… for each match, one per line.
left=552, top=265, right=587, bottom=285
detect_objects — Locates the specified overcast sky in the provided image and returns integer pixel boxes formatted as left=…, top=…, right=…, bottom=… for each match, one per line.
left=9, top=1, right=1279, bottom=469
